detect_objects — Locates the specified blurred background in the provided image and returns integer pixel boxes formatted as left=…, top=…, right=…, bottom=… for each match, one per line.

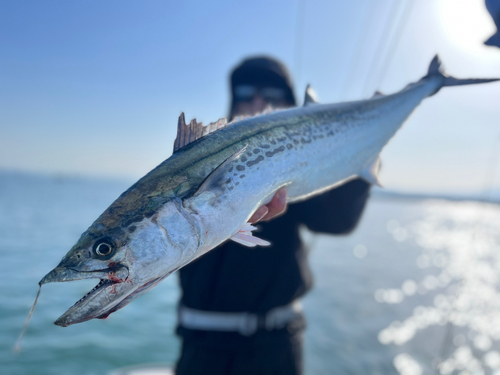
left=1, top=0, right=500, bottom=374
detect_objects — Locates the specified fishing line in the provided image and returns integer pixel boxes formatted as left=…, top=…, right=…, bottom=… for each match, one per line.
left=337, top=0, right=378, bottom=101
left=293, top=0, right=306, bottom=92
left=360, top=0, right=403, bottom=97
left=14, top=285, right=42, bottom=352
left=368, top=0, right=414, bottom=94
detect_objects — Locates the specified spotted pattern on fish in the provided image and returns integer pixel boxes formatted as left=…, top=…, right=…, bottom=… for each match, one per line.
left=265, top=146, right=286, bottom=158
left=246, top=155, right=264, bottom=167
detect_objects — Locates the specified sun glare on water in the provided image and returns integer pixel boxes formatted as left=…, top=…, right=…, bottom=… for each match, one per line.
left=377, top=200, right=500, bottom=374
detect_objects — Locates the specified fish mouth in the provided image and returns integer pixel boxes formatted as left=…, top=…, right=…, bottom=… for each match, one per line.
left=53, top=274, right=136, bottom=327
left=40, top=264, right=134, bottom=327
left=54, top=274, right=174, bottom=327
left=52, top=271, right=181, bottom=327
left=54, top=278, right=118, bottom=326
left=41, top=263, right=179, bottom=327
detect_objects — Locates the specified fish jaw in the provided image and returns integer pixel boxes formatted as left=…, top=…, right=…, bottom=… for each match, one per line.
left=52, top=266, right=175, bottom=327
left=54, top=276, right=134, bottom=326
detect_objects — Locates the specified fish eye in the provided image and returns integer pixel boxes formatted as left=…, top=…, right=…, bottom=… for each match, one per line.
left=93, top=240, right=114, bottom=257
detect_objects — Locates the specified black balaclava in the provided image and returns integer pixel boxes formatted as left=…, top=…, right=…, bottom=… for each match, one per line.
left=229, top=56, right=296, bottom=119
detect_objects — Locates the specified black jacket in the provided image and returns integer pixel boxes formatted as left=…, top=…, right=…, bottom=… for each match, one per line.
left=177, top=178, right=370, bottom=346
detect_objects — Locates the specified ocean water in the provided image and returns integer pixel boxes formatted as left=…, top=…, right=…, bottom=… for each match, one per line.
left=1, top=171, right=500, bottom=375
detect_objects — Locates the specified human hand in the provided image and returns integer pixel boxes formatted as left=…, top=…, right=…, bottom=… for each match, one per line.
left=248, top=187, right=288, bottom=224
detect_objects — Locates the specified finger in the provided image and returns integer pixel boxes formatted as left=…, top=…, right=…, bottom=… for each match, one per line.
left=263, top=187, right=288, bottom=221
left=248, top=206, right=269, bottom=224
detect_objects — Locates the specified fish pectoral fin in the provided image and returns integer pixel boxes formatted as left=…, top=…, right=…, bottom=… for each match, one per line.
left=194, top=145, right=248, bottom=197
left=230, top=223, right=271, bottom=248
left=360, top=156, right=382, bottom=187
left=303, top=84, right=319, bottom=106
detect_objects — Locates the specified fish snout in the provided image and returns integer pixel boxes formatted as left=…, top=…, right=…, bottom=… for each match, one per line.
left=39, top=265, right=129, bottom=285
left=39, top=267, right=81, bottom=285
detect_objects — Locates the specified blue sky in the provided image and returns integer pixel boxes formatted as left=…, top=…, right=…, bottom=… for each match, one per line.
left=1, top=0, right=499, bottom=194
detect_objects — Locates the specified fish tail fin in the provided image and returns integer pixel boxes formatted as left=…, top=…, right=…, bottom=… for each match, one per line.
left=443, top=76, right=500, bottom=87
left=427, top=54, right=499, bottom=89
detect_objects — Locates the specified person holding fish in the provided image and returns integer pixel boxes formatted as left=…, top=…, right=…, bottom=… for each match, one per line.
left=29, top=37, right=498, bottom=372
left=174, top=56, right=371, bottom=375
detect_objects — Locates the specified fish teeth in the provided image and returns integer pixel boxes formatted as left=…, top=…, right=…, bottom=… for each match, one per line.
left=73, top=279, right=110, bottom=305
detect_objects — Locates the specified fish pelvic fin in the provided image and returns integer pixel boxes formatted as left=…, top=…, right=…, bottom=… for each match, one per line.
left=230, top=223, right=270, bottom=247
left=425, top=55, right=500, bottom=94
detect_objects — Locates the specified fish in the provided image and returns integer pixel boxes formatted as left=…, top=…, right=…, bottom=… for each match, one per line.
left=37, top=55, right=498, bottom=327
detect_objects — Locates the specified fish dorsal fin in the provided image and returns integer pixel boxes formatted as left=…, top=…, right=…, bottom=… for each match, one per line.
left=371, top=91, right=384, bottom=98
left=194, top=145, right=248, bottom=196
left=303, top=84, right=319, bottom=106
left=173, top=112, right=228, bottom=153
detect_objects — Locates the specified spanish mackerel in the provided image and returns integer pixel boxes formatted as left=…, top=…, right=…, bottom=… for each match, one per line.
left=35, top=56, right=498, bottom=327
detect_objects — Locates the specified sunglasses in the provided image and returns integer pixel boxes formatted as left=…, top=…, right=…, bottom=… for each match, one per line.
left=234, top=85, right=287, bottom=103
